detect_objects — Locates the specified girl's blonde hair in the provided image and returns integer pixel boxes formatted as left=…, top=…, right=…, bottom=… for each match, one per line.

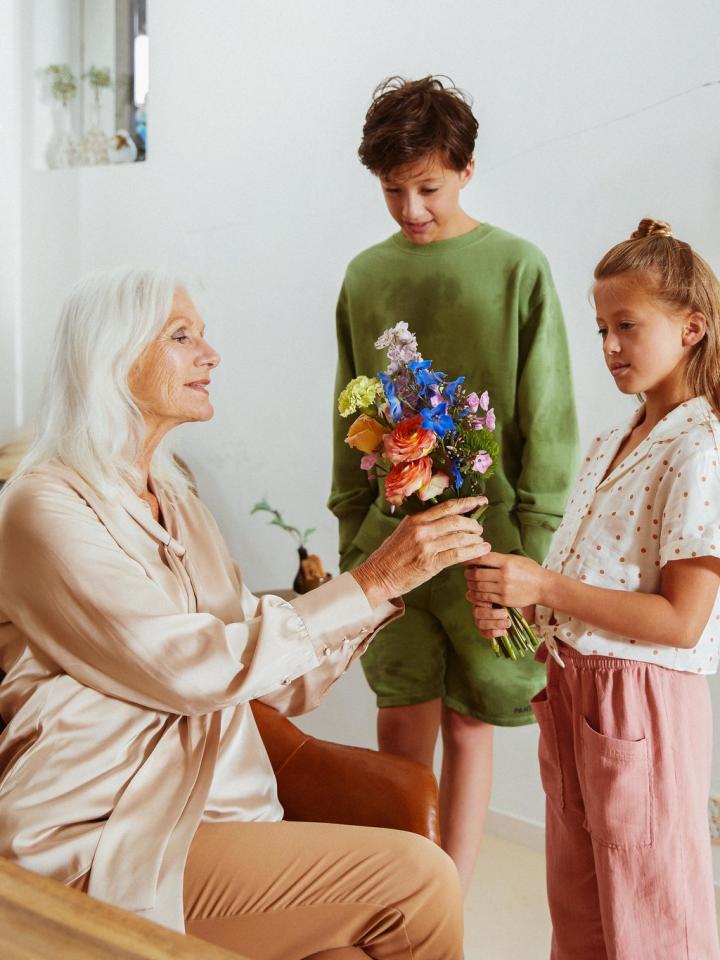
left=8, top=266, right=195, bottom=500
left=594, top=219, right=720, bottom=416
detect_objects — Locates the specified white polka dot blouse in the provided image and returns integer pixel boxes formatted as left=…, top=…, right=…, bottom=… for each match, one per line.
left=536, top=396, right=720, bottom=674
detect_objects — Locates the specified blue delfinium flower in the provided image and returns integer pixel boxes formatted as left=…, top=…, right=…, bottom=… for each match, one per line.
left=420, top=402, right=455, bottom=437
left=451, top=460, right=464, bottom=491
left=409, top=360, right=446, bottom=395
left=444, top=376, right=465, bottom=404
left=378, top=372, right=403, bottom=422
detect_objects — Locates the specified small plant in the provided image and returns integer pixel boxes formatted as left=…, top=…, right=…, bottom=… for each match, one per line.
left=46, top=64, right=78, bottom=107
left=251, top=498, right=315, bottom=548
left=84, top=66, right=113, bottom=104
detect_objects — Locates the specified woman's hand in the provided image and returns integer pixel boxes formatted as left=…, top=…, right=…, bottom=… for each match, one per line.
left=464, top=553, right=548, bottom=611
left=351, top=497, right=490, bottom=607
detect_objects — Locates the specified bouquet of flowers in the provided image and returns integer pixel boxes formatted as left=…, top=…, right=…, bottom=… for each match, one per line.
left=337, top=322, right=538, bottom=660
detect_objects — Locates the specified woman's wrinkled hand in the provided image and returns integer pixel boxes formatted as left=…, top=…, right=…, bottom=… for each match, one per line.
left=464, top=553, right=548, bottom=613
left=351, top=497, right=490, bottom=606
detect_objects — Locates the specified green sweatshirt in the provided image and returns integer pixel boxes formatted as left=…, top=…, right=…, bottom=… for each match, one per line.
left=329, top=223, right=579, bottom=570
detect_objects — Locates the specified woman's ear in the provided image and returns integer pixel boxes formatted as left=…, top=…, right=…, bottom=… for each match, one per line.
left=682, top=311, right=707, bottom=348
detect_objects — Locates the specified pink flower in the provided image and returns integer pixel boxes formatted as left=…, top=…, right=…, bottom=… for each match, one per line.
left=384, top=457, right=433, bottom=506
left=383, top=415, right=437, bottom=464
left=417, top=471, right=451, bottom=501
left=466, top=392, right=480, bottom=413
left=485, top=407, right=496, bottom=431
left=472, top=451, right=493, bottom=474
left=360, top=452, right=378, bottom=471
left=479, top=390, right=490, bottom=412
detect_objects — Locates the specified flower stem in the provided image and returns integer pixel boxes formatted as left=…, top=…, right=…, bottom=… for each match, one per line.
left=470, top=508, right=541, bottom=659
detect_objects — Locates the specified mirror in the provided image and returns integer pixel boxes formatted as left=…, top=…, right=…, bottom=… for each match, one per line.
left=38, top=0, right=148, bottom=168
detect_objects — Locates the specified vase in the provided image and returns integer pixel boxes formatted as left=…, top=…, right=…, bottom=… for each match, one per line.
left=293, top=547, right=333, bottom=594
left=46, top=106, right=78, bottom=169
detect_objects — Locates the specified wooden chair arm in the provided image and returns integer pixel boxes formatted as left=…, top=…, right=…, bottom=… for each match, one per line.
left=0, top=856, right=245, bottom=960
left=251, top=701, right=440, bottom=844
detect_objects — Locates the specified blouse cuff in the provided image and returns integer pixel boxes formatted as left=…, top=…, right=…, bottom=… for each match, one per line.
left=660, top=538, right=720, bottom=568
left=290, top=572, right=403, bottom=661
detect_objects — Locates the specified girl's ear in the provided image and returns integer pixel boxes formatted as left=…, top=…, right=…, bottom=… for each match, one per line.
left=682, top=312, right=707, bottom=347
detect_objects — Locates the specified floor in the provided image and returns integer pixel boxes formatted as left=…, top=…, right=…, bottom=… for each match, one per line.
left=464, top=834, right=550, bottom=959
left=465, top=835, right=720, bottom=959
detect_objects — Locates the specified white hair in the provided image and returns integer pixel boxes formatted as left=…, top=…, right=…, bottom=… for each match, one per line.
left=11, top=266, right=195, bottom=499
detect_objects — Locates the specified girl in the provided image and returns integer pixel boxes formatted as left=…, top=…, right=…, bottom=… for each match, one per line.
left=466, top=218, right=720, bottom=959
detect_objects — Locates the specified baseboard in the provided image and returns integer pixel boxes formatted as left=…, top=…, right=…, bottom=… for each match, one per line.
left=485, top=808, right=545, bottom=853
left=488, top=811, right=720, bottom=912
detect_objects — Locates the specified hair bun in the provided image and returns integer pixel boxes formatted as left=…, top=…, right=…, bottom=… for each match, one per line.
left=631, top=218, right=673, bottom=240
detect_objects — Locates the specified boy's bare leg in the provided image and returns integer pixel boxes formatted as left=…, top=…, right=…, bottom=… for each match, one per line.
left=377, top=700, right=442, bottom=769
left=377, top=700, right=493, bottom=895
left=439, top=705, right=494, bottom=895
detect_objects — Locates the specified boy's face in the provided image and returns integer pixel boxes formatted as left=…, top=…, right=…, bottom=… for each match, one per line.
left=379, top=154, right=475, bottom=244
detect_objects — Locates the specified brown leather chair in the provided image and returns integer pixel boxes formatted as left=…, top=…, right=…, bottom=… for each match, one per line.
left=251, top=701, right=440, bottom=841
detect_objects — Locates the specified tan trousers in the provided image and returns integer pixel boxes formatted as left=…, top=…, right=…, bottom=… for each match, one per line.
left=183, top=821, right=464, bottom=960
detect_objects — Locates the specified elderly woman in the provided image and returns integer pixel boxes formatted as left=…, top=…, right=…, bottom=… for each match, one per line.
left=0, top=268, right=488, bottom=960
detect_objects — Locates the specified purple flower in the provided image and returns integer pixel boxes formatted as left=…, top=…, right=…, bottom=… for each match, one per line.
left=428, top=385, right=444, bottom=408
left=485, top=407, right=496, bottom=431
left=479, top=391, right=490, bottom=412
left=466, top=392, right=480, bottom=413
left=472, top=451, right=493, bottom=474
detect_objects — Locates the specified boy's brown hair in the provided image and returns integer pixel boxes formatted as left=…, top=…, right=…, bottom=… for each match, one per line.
left=358, top=76, right=478, bottom=178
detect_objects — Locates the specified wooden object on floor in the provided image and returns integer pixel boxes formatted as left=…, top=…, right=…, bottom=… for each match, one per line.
left=0, top=856, right=246, bottom=960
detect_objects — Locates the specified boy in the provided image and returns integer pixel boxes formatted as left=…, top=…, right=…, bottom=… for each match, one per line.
left=329, top=76, right=579, bottom=892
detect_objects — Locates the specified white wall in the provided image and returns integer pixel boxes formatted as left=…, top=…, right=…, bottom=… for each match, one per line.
left=6, top=0, right=720, bottom=838
left=0, top=0, right=23, bottom=437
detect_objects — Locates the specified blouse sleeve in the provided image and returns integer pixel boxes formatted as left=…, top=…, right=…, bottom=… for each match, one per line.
left=658, top=445, right=720, bottom=567
left=254, top=578, right=403, bottom=716
left=0, top=475, right=400, bottom=717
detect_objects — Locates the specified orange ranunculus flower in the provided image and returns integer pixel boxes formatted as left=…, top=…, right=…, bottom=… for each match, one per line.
left=345, top=414, right=389, bottom=454
left=383, top=415, right=437, bottom=464
left=384, top=456, right=432, bottom=506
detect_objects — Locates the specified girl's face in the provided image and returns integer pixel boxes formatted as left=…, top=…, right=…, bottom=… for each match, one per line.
left=593, top=273, right=702, bottom=399
left=129, top=290, right=221, bottom=430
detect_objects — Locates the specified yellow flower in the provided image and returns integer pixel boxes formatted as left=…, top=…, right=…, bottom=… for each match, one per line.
left=345, top=415, right=389, bottom=454
left=337, top=376, right=385, bottom=418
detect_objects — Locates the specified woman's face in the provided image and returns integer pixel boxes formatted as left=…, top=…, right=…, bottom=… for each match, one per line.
left=129, top=290, right=220, bottom=431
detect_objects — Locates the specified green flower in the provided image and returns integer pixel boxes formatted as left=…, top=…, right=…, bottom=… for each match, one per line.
left=338, top=376, right=385, bottom=418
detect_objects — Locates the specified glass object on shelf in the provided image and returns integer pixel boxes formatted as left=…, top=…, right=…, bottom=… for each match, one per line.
left=36, top=0, right=148, bottom=169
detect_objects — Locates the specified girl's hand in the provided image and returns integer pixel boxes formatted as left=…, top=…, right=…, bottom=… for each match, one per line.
left=468, top=601, right=512, bottom=640
left=464, top=553, right=549, bottom=609
left=352, top=497, right=490, bottom=607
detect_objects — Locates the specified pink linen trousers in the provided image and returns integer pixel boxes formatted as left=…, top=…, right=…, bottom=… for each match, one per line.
left=534, top=642, right=719, bottom=960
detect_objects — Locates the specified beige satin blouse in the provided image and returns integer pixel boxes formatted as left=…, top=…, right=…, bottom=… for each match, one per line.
left=0, top=461, right=401, bottom=931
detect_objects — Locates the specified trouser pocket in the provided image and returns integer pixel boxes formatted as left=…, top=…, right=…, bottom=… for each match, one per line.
left=581, top=717, right=653, bottom=848
left=530, top=687, right=564, bottom=811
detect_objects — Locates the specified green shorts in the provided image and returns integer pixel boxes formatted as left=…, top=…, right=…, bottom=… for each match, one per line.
left=360, top=564, right=545, bottom=727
